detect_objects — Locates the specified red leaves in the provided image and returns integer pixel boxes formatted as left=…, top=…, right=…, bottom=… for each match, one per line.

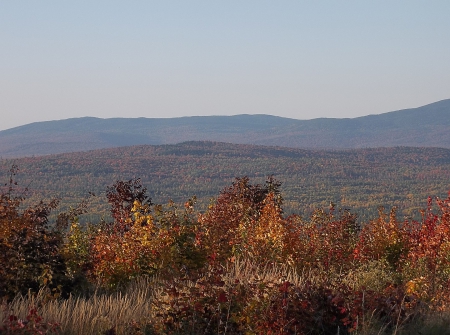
left=0, top=171, right=66, bottom=299
left=106, top=178, right=152, bottom=233
left=279, top=281, right=290, bottom=293
left=1, top=308, right=60, bottom=334
left=197, top=177, right=283, bottom=264
left=5, top=172, right=450, bottom=333
left=218, top=291, right=228, bottom=303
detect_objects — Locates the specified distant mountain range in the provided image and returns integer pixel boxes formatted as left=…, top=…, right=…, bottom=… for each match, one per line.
left=1, top=99, right=449, bottom=158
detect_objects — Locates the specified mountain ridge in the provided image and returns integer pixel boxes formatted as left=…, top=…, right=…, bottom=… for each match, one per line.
left=1, top=99, right=449, bottom=158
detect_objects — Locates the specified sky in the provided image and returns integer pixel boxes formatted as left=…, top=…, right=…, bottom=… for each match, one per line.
left=1, top=1, right=450, bottom=131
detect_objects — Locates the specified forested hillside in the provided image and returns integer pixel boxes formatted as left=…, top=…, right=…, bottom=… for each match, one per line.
left=1, top=98, right=449, bottom=158
left=1, top=141, right=449, bottom=222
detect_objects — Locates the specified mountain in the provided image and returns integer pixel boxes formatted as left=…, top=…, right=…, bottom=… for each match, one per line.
left=1, top=99, right=449, bottom=158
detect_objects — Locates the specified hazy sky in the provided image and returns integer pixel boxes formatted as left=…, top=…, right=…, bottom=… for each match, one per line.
left=1, top=1, right=449, bottom=131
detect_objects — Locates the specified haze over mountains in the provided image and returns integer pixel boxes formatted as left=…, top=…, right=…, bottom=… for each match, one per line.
left=1, top=99, right=449, bottom=158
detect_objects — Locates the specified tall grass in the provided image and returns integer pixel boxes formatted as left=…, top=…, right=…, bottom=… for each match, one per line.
left=2, top=260, right=450, bottom=334
left=1, top=277, right=157, bottom=335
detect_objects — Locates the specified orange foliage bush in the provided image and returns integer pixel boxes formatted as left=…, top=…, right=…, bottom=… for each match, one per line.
left=355, top=207, right=410, bottom=270
left=197, top=177, right=282, bottom=265
left=4, top=168, right=450, bottom=334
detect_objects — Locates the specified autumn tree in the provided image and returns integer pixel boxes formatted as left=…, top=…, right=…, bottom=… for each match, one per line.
left=0, top=166, right=69, bottom=299
left=197, top=176, right=283, bottom=264
left=106, top=178, right=152, bottom=233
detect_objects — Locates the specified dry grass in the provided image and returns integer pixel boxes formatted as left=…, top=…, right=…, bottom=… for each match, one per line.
left=2, top=261, right=450, bottom=334
left=1, top=276, right=158, bottom=335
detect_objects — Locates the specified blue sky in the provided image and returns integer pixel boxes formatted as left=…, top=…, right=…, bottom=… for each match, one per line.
left=1, top=1, right=449, bottom=130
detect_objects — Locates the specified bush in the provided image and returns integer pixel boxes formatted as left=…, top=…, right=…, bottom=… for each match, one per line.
left=0, top=166, right=69, bottom=300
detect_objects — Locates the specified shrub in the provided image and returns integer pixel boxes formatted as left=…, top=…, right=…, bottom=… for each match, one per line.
left=0, top=166, right=69, bottom=300
left=0, top=307, right=60, bottom=335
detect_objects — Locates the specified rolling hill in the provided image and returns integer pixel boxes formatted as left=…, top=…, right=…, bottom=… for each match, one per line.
left=1, top=99, right=449, bottom=158
left=1, top=141, right=449, bottom=223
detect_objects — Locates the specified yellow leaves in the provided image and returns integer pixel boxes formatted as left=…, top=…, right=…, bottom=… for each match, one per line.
left=219, top=192, right=288, bottom=263
left=90, top=199, right=198, bottom=288
left=252, top=198, right=286, bottom=255
left=131, top=200, right=141, bottom=212
left=131, top=200, right=155, bottom=230
left=406, top=277, right=429, bottom=298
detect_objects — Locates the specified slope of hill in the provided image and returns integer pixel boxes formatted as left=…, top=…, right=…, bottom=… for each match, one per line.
left=1, top=141, right=449, bottom=222
left=1, top=99, right=449, bottom=158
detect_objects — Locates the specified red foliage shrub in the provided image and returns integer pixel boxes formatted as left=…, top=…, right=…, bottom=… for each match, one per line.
left=0, top=308, right=60, bottom=335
